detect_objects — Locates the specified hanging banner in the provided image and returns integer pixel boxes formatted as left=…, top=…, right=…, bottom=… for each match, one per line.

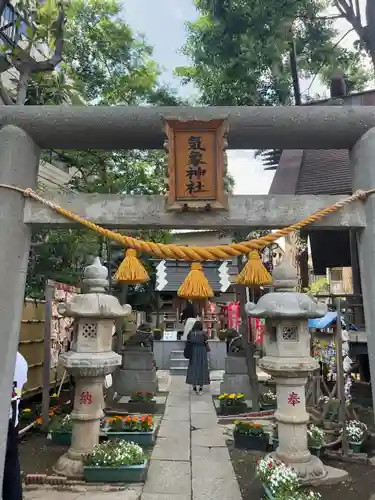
left=249, top=318, right=265, bottom=344
left=205, top=300, right=217, bottom=338
left=164, top=118, right=228, bottom=211
left=227, top=302, right=240, bottom=330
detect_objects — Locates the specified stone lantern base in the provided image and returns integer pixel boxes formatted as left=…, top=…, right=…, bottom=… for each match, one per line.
left=53, top=451, right=85, bottom=479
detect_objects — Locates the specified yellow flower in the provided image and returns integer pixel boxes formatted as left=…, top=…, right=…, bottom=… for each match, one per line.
left=236, top=393, right=244, bottom=399
left=234, top=420, right=239, bottom=425
left=229, top=394, right=236, bottom=399
left=23, top=408, right=32, bottom=413
left=50, top=393, right=57, bottom=398
left=218, top=393, right=228, bottom=400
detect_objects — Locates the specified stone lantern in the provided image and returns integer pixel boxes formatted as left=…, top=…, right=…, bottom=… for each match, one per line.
left=245, top=258, right=346, bottom=485
left=54, top=257, right=132, bottom=478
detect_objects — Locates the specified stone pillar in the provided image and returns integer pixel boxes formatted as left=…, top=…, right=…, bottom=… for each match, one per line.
left=220, top=354, right=252, bottom=399
left=0, top=126, right=39, bottom=488
left=245, top=258, right=329, bottom=484
left=54, top=257, right=131, bottom=478
left=351, top=127, right=375, bottom=406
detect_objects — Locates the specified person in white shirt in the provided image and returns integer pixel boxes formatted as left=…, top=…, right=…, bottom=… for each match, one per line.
left=3, top=352, right=28, bottom=500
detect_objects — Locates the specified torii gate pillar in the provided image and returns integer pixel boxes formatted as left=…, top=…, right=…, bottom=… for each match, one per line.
left=0, top=126, right=40, bottom=488
left=352, top=127, right=375, bottom=407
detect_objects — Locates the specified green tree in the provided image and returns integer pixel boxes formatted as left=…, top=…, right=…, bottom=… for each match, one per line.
left=177, top=1, right=372, bottom=170
left=0, top=0, right=67, bottom=104
left=178, top=0, right=370, bottom=107
left=25, top=0, right=179, bottom=297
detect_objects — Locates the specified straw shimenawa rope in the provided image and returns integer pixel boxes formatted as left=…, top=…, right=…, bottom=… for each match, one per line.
left=0, top=184, right=372, bottom=261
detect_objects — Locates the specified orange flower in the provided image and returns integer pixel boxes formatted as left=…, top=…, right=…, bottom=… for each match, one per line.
left=36, top=418, right=42, bottom=424
left=125, top=416, right=132, bottom=423
left=141, top=416, right=146, bottom=422
left=132, top=416, right=138, bottom=423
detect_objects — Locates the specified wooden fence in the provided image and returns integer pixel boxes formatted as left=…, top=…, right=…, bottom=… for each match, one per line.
left=19, top=298, right=65, bottom=398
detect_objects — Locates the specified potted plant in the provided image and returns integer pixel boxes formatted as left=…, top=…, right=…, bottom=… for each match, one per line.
left=218, top=393, right=247, bottom=415
left=233, top=420, right=269, bottom=451
left=307, top=425, right=325, bottom=456
left=153, top=328, right=163, bottom=341
left=49, top=414, right=73, bottom=445
left=106, top=415, right=155, bottom=446
left=260, top=390, right=277, bottom=410
left=128, top=392, right=156, bottom=414
left=346, top=420, right=367, bottom=452
left=83, top=440, right=148, bottom=483
left=20, top=408, right=34, bottom=423
left=256, top=457, right=299, bottom=499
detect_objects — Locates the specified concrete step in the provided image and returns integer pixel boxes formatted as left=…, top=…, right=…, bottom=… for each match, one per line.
left=169, top=358, right=189, bottom=368
left=169, top=366, right=188, bottom=375
left=170, top=350, right=185, bottom=359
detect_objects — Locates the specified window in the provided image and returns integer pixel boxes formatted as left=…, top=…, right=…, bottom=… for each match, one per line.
left=330, top=268, right=343, bottom=282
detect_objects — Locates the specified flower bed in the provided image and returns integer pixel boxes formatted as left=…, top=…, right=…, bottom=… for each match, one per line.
left=346, top=420, right=367, bottom=452
left=49, top=414, right=73, bottom=445
left=260, top=390, right=277, bottom=410
left=233, top=420, right=269, bottom=451
left=218, top=393, right=247, bottom=415
left=128, top=392, right=156, bottom=413
left=106, top=415, right=155, bottom=446
left=83, top=440, right=148, bottom=483
left=256, top=457, right=321, bottom=499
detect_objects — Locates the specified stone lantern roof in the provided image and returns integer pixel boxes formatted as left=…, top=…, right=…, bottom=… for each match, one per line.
left=58, top=257, right=131, bottom=319
left=245, top=258, right=327, bottom=319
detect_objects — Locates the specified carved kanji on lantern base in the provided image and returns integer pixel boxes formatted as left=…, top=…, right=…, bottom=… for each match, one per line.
left=164, top=118, right=228, bottom=212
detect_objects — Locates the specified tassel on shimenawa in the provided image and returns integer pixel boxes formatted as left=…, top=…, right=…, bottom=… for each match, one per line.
left=114, top=248, right=150, bottom=284
left=235, top=250, right=272, bottom=286
left=178, top=262, right=214, bottom=299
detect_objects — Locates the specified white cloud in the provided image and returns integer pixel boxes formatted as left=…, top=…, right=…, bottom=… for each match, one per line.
left=227, top=151, right=275, bottom=194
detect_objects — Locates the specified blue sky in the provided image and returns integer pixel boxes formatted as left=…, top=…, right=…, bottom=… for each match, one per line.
left=121, top=0, right=274, bottom=195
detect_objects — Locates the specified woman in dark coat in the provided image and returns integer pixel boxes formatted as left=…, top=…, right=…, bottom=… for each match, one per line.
left=185, top=320, right=210, bottom=395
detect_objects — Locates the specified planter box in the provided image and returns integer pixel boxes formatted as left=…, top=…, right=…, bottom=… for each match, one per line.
left=106, top=431, right=155, bottom=446
left=127, top=401, right=156, bottom=414
left=219, top=403, right=247, bottom=416
left=262, top=483, right=274, bottom=499
left=260, top=403, right=277, bottom=411
left=349, top=441, right=363, bottom=453
left=51, top=431, right=72, bottom=446
left=234, top=432, right=269, bottom=451
left=84, top=460, right=148, bottom=483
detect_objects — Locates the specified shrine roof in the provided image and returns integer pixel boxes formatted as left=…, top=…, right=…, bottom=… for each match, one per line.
left=269, top=89, right=375, bottom=197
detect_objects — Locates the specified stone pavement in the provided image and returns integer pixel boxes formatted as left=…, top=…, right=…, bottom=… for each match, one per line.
left=141, top=375, right=242, bottom=500
left=24, top=374, right=242, bottom=500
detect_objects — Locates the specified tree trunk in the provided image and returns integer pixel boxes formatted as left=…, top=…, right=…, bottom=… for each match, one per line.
left=16, top=67, right=30, bottom=105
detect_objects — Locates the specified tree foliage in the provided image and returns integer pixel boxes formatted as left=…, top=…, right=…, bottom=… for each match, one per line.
left=24, top=0, right=177, bottom=298
left=177, top=0, right=370, bottom=107
left=0, top=0, right=67, bottom=104
left=177, top=0, right=372, bottom=171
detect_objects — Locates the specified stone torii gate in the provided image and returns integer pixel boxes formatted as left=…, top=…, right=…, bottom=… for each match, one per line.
left=1, top=105, right=375, bottom=489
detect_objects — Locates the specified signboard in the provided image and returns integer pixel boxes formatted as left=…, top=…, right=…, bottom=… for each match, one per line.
left=164, top=119, right=228, bottom=211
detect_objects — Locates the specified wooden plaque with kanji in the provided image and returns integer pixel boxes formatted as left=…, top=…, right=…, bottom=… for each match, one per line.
left=164, top=118, right=228, bottom=211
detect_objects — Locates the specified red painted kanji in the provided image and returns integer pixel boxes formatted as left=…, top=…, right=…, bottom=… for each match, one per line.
left=287, top=392, right=300, bottom=406
left=79, top=391, right=93, bottom=405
